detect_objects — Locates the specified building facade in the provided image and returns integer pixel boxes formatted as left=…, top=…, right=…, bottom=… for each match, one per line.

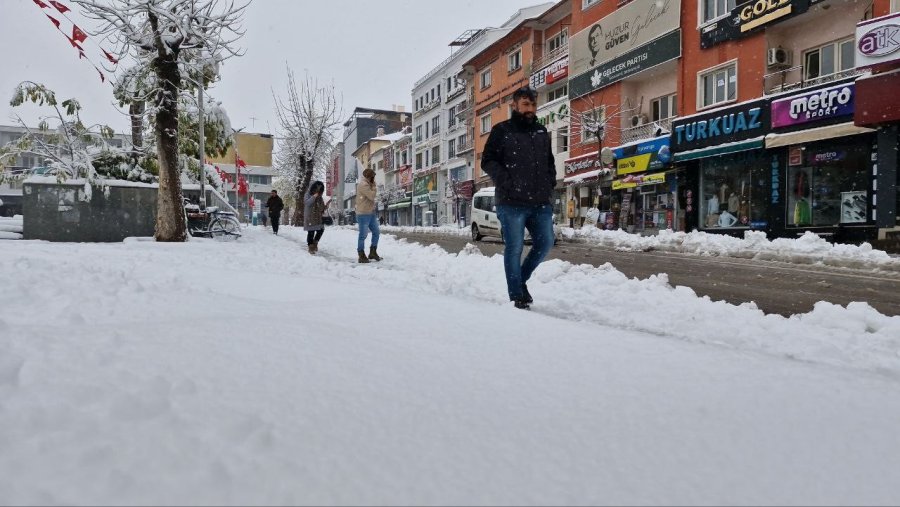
left=553, top=0, right=899, bottom=243
left=208, top=132, right=275, bottom=219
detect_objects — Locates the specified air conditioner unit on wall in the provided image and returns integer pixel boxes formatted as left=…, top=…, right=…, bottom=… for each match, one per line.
left=630, top=114, right=648, bottom=128
left=767, top=47, right=792, bottom=68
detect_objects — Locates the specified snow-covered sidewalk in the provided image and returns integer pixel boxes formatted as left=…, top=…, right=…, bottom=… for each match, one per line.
left=1, top=228, right=899, bottom=505
left=380, top=223, right=900, bottom=272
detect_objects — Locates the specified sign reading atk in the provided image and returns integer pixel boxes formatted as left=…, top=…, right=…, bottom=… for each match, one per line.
left=856, top=13, right=900, bottom=68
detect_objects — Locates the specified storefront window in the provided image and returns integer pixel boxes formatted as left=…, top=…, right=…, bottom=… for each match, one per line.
left=700, top=151, right=767, bottom=229
left=786, top=143, right=870, bottom=227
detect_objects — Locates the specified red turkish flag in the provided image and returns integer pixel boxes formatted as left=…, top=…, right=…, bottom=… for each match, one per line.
left=33, top=0, right=49, bottom=8
left=49, top=0, right=70, bottom=13
left=72, top=25, right=87, bottom=44
left=45, top=13, right=61, bottom=28
left=236, top=155, right=247, bottom=169
left=102, top=49, right=119, bottom=65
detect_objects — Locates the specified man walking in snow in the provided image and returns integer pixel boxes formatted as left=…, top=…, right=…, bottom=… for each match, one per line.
left=267, top=190, right=284, bottom=235
left=481, top=86, right=557, bottom=310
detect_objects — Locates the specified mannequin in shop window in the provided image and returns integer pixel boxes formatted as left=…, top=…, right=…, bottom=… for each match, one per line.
left=706, top=194, right=720, bottom=228
left=793, top=169, right=812, bottom=226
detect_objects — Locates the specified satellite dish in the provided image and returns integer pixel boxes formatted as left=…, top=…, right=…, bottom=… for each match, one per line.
left=600, top=147, right=614, bottom=166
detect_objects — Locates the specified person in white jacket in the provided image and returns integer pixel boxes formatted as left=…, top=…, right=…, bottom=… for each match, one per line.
left=355, top=168, right=381, bottom=263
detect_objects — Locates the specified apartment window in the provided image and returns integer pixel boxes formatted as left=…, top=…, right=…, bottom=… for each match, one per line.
left=699, top=62, right=737, bottom=109
left=448, top=139, right=457, bottom=159
left=448, top=106, right=457, bottom=128
left=415, top=126, right=423, bottom=142
left=582, top=0, right=601, bottom=9
left=558, top=127, right=569, bottom=154
left=547, top=85, right=568, bottom=103
left=651, top=94, right=678, bottom=121
left=480, top=69, right=492, bottom=89
left=431, top=146, right=440, bottom=166
left=437, top=84, right=441, bottom=99
left=508, top=50, right=522, bottom=72
left=581, top=107, right=605, bottom=143
left=804, top=38, right=855, bottom=81
left=702, top=0, right=736, bottom=23
left=547, top=29, right=568, bottom=53
left=458, top=134, right=467, bottom=150
left=480, top=113, right=492, bottom=135
left=401, top=149, right=408, bottom=166
left=432, top=116, right=440, bottom=136
left=425, top=122, right=430, bottom=138
left=415, top=153, right=423, bottom=170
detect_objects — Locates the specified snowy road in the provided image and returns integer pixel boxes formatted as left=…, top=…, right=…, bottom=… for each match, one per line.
left=1, top=227, right=899, bottom=505
left=388, top=229, right=900, bottom=317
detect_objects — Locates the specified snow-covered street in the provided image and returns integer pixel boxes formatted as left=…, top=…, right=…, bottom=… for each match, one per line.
left=2, top=228, right=900, bottom=505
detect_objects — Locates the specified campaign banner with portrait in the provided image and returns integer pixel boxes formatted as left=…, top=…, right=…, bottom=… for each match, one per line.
left=570, top=0, right=681, bottom=79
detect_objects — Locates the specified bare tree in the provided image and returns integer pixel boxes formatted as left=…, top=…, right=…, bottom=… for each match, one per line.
left=273, top=67, right=342, bottom=227
left=72, top=0, right=248, bottom=242
left=568, top=94, right=645, bottom=160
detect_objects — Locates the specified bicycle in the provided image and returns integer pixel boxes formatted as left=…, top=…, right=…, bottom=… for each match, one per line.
left=184, top=199, right=242, bottom=239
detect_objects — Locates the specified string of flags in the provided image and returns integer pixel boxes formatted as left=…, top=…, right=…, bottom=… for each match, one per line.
left=32, top=0, right=121, bottom=83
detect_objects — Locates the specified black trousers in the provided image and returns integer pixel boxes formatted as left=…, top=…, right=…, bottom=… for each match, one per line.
left=270, top=213, right=280, bottom=233
left=307, top=229, right=324, bottom=245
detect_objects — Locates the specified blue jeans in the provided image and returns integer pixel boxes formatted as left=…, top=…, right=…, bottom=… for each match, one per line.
left=357, top=214, right=380, bottom=251
left=496, top=204, right=555, bottom=301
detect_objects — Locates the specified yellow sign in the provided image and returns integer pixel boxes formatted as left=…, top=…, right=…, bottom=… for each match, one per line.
left=612, top=172, right=666, bottom=191
left=616, top=154, right=652, bottom=176
left=740, top=0, right=793, bottom=33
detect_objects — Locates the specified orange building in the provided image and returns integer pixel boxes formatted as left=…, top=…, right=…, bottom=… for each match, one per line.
left=461, top=2, right=564, bottom=190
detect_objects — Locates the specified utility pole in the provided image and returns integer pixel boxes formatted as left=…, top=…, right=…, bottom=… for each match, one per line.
left=198, top=85, right=206, bottom=208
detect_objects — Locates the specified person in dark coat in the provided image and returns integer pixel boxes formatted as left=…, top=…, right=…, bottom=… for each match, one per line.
left=304, top=181, right=326, bottom=254
left=266, top=190, right=284, bottom=235
left=481, top=86, right=557, bottom=310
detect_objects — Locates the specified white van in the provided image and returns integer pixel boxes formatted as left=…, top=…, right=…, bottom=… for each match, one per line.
left=471, top=187, right=502, bottom=242
left=470, top=187, right=560, bottom=244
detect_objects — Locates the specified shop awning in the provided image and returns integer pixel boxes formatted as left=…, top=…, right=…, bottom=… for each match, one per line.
left=673, top=137, right=765, bottom=163
left=563, top=168, right=611, bottom=186
left=387, top=200, right=411, bottom=210
left=765, top=122, right=875, bottom=149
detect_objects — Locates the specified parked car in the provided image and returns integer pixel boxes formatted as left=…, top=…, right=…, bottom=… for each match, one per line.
left=470, top=187, right=561, bottom=244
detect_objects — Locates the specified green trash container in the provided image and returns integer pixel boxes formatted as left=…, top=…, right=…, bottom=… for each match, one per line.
left=251, top=213, right=259, bottom=226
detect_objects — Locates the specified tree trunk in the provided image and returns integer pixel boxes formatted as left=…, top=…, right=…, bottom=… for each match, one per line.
left=129, top=96, right=145, bottom=160
left=154, top=56, right=186, bottom=242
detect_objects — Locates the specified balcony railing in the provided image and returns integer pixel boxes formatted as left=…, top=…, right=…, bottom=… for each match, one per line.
left=456, top=139, right=474, bottom=155
left=763, top=66, right=866, bottom=96
left=620, top=118, right=673, bottom=145
left=455, top=100, right=472, bottom=118
left=531, top=43, right=569, bottom=73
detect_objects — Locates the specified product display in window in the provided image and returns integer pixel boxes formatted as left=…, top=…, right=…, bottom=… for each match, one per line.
left=841, top=191, right=867, bottom=223
left=786, top=143, right=871, bottom=227
left=701, top=151, right=766, bottom=229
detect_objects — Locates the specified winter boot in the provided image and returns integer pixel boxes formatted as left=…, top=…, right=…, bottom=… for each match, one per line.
left=308, top=243, right=316, bottom=255
left=522, top=284, right=534, bottom=304
left=513, top=299, right=531, bottom=310
left=312, top=242, right=319, bottom=254
left=358, top=250, right=370, bottom=264
left=368, top=246, right=382, bottom=262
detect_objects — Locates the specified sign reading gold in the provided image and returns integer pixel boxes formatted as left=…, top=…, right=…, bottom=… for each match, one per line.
left=739, top=0, right=794, bottom=33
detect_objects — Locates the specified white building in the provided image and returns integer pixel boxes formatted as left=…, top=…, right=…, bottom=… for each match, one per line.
left=411, top=9, right=551, bottom=227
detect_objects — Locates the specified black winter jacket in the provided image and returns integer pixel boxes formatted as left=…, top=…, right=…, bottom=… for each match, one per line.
left=266, top=195, right=284, bottom=215
left=481, top=113, right=556, bottom=206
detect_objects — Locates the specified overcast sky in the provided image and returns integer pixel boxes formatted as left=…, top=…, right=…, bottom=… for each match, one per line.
left=1, top=0, right=540, bottom=135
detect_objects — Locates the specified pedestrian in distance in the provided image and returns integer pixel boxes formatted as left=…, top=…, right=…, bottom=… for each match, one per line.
left=304, top=181, right=326, bottom=254
left=267, top=190, right=284, bottom=235
left=481, top=86, right=557, bottom=310
left=355, top=168, right=382, bottom=263
left=261, top=212, right=268, bottom=228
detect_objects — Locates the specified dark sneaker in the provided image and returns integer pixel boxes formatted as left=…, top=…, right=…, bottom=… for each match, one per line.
left=522, top=284, right=533, bottom=304
left=514, top=300, right=531, bottom=310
